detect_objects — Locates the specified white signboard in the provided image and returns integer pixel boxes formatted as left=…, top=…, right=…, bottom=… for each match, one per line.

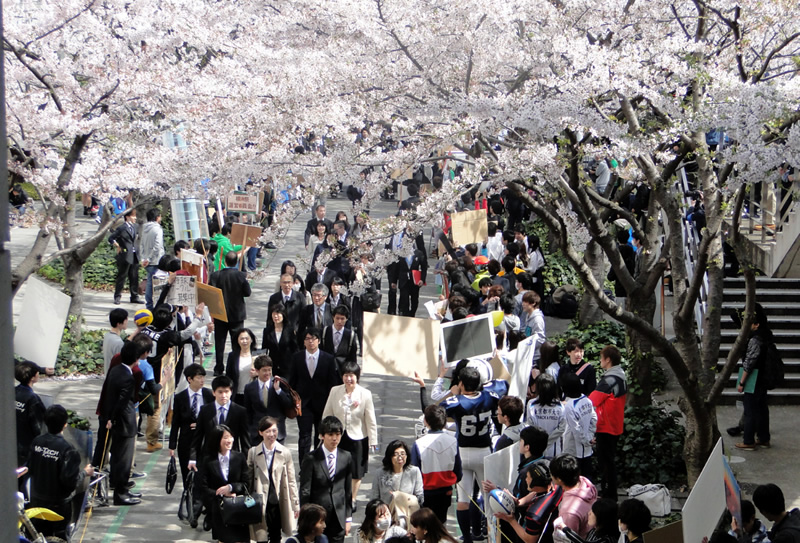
left=172, top=275, right=197, bottom=307
left=682, top=438, right=725, bottom=543
left=362, top=313, right=440, bottom=379
left=14, top=277, right=72, bottom=369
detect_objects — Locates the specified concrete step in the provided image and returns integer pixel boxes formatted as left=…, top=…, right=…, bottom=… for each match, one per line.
left=720, top=345, right=800, bottom=358
left=724, top=290, right=800, bottom=303
left=723, top=277, right=800, bottom=290
left=719, top=388, right=800, bottom=405
left=717, top=373, right=800, bottom=387
left=720, top=316, right=800, bottom=329
left=719, top=330, right=800, bottom=342
left=721, top=302, right=800, bottom=317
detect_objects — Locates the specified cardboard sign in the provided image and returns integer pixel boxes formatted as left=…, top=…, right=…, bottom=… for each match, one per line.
left=171, top=275, right=197, bottom=307
left=14, top=277, right=72, bottom=369
left=227, top=191, right=262, bottom=214
left=159, top=348, right=176, bottom=427
left=450, top=208, right=488, bottom=247
left=361, top=313, right=440, bottom=379
left=180, top=249, right=204, bottom=281
left=197, top=282, right=227, bottom=322
left=484, top=446, right=518, bottom=543
left=230, top=223, right=263, bottom=248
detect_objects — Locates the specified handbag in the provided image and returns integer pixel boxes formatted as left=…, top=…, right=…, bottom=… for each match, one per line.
left=627, top=484, right=671, bottom=516
left=220, top=489, right=264, bottom=525
left=165, top=456, right=178, bottom=494
left=274, top=376, right=302, bottom=419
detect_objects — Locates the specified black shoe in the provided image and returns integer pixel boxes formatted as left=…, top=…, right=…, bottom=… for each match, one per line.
left=127, top=490, right=143, bottom=498
left=352, top=500, right=357, bottom=513
left=190, top=516, right=198, bottom=529
left=727, top=426, right=743, bottom=437
left=113, top=297, right=121, bottom=305
left=113, top=493, right=141, bottom=506
left=129, top=297, right=143, bottom=304
left=203, top=515, right=212, bottom=531
left=131, top=471, right=147, bottom=479
left=213, top=370, right=223, bottom=377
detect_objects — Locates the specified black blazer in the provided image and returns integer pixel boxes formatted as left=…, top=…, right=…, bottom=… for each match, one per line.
left=300, top=447, right=353, bottom=528
left=396, top=248, right=428, bottom=289
left=304, top=217, right=333, bottom=246
left=225, top=349, right=266, bottom=395
left=209, top=267, right=251, bottom=323
left=268, top=290, right=306, bottom=334
left=169, top=387, right=215, bottom=453
left=299, top=303, right=334, bottom=341
left=243, top=379, right=292, bottom=444
left=190, top=401, right=251, bottom=463
left=200, top=450, right=252, bottom=539
left=108, top=221, right=138, bottom=265
left=261, top=327, right=297, bottom=378
left=288, top=350, right=340, bottom=416
left=321, top=325, right=357, bottom=370
left=103, top=364, right=137, bottom=437
left=304, top=268, right=337, bottom=292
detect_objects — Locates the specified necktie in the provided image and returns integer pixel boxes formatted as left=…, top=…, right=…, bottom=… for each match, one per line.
left=327, top=453, right=335, bottom=480
left=191, top=393, right=199, bottom=417
left=218, top=406, right=226, bottom=425
left=334, top=330, right=342, bottom=351
left=262, top=383, right=269, bottom=408
left=316, top=307, right=323, bottom=327
left=284, top=296, right=290, bottom=304
left=221, top=455, right=228, bottom=479
left=308, top=355, right=316, bottom=376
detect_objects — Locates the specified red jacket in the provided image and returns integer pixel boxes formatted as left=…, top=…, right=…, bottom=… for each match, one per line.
left=588, top=365, right=627, bottom=435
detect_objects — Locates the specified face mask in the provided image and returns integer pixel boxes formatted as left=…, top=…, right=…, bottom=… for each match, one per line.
left=293, top=283, right=301, bottom=292
left=376, top=518, right=391, bottom=532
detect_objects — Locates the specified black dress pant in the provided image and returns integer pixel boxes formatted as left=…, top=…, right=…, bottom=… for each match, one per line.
left=109, top=431, right=134, bottom=495
left=213, top=319, right=242, bottom=374
left=595, top=432, right=619, bottom=500
left=296, top=409, right=322, bottom=466
left=114, top=259, right=139, bottom=299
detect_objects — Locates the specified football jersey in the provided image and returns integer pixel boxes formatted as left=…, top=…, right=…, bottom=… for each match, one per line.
left=442, top=386, right=504, bottom=449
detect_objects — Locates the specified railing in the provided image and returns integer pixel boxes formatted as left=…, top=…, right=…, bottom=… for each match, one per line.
left=675, top=167, right=709, bottom=335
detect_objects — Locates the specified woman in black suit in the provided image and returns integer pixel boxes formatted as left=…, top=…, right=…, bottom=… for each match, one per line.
left=261, top=304, right=297, bottom=379
left=200, top=425, right=252, bottom=543
left=225, top=327, right=259, bottom=406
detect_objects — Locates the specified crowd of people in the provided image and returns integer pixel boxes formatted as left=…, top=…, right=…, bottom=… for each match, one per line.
left=13, top=169, right=800, bottom=543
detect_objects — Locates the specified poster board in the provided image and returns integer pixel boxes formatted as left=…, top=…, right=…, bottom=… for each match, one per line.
left=643, top=520, right=683, bottom=543
left=230, top=223, right=263, bottom=248
left=197, top=282, right=227, bottom=322
left=227, top=191, right=263, bottom=214
left=440, top=313, right=495, bottom=365
left=171, top=275, right=197, bottom=307
left=362, top=313, right=440, bottom=379
left=722, top=455, right=742, bottom=529
left=682, top=438, right=725, bottom=543
left=484, top=446, right=518, bottom=543
left=159, top=348, right=176, bottom=427
left=180, top=249, right=205, bottom=281
left=450, top=209, right=488, bottom=247
left=509, top=336, right=538, bottom=398
left=14, top=277, right=72, bottom=369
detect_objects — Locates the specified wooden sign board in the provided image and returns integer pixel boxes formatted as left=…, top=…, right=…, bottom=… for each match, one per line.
left=230, top=223, right=263, bottom=248
left=362, top=313, right=440, bottom=379
left=197, top=282, right=228, bottom=322
left=227, top=191, right=263, bottom=214
left=180, top=249, right=205, bottom=282
left=450, top=209, right=488, bottom=247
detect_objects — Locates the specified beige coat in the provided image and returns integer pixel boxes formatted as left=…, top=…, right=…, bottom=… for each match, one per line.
left=247, top=441, right=299, bottom=540
left=322, top=384, right=378, bottom=445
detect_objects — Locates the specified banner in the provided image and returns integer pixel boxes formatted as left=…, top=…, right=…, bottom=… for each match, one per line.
left=362, top=313, right=440, bottom=379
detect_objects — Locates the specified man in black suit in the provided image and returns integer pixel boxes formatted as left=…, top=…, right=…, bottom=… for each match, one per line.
left=243, top=354, right=292, bottom=445
left=169, top=364, right=214, bottom=486
left=397, top=244, right=428, bottom=317
left=209, top=250, right=252, bottom=375
left=328, top=220, right=352, bottom=280
left=385, top=228, right=426, bottom=315
left=289, top=328, right=341, bottom=465
left=108, top=209, right=142, bottom=305
left=304, top=204, right=333, bottom=250
left=188, top=375, right=250, bottom=470
left=268, top=274, right=306, bottom=334
left=304, top=264, right=338, bottom=294
left=299, top=283, right=334, bottom=341
left=103, top=342, right=145, bottom=505
left=300, top=416, right=353, bottom=543
left=321, top=306, right=358, bottom=374
left=327, top=276, right=351, bottom=315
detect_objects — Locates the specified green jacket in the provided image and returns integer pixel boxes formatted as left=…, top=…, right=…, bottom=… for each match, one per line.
left=212, top=233, right=243, bottom=271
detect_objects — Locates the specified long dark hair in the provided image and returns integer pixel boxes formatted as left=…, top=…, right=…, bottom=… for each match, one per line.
left=381, top=440, right=411, bottom=472
left=533, top=374, right=560, bottom=406
left=206, top=424, right=233, bottom=458
left=409, top=508, right=458, bottom=543
left=359, top=499, right=391, bottom=541
left=267, top=303, right=289, bottom=330
left=297, top=503, right=327, bottom=539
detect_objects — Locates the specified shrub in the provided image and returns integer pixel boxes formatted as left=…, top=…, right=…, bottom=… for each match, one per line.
left=67, top=410, right=91, bottom=431
left=615, top=404, right=687, bottom=488
left=56, top=317, right=105, bottom=376
left=527, top=219, right=582, bottom=293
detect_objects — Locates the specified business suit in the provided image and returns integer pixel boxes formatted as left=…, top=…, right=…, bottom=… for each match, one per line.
left=322, top=384, right=378, bottom=480
left=261, top=327, right=297, bottom=378
left=243, top=378, right=292, bottom=445
left=199, top=451, right=251, bottom=543
left=397, top=248, right=428, bottom=317
left=288, top=349, right=341, bottom=465
left=304, top=217, right=333, bottom=247
left=225, top=348, right=266, bottom=402
left=268, top=290, right=306, bottom=334
left=108, top=219, right=140, bottom=302
left=103, top=363, right=137, bottom=496
left=169, top=387, right=215, bottom=484
left=300, top=447, right=353, bottom=543
left=209, top=266, right=252, bottom=374
left=305, top=268, right=338, bottom=293
left=386, top=231, right=426, bottom=315
left=190, top=401, right=251, bottom=464
left=299, top=302, right=334, bottom=341
left=320, top=325, right=358, bottom=372
left=247, top=442, right=299, bottom=542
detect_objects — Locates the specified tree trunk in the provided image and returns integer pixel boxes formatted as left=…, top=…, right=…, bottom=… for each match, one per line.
left=578, top=240, right=605, bottom=325
left=627, top=290, right=656, bottom=407
left=680, top=395, right=720, bottom=484
left=62, top=253, right=84, bottom=341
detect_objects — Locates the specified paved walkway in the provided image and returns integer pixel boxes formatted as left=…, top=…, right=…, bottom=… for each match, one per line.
left=9, top=196, right=800, bottom=542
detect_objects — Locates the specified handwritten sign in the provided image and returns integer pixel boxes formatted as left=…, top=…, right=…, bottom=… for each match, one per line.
left=172, top=276, right=197, bottom=307
left=227, top=191, right=261, bottom=214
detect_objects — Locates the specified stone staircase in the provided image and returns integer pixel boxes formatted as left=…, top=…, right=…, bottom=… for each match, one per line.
left=718, top=277, right=800, bottom=404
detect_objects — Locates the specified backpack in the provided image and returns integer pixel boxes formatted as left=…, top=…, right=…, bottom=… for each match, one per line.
left=762, top=340, right=785, bottom=390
